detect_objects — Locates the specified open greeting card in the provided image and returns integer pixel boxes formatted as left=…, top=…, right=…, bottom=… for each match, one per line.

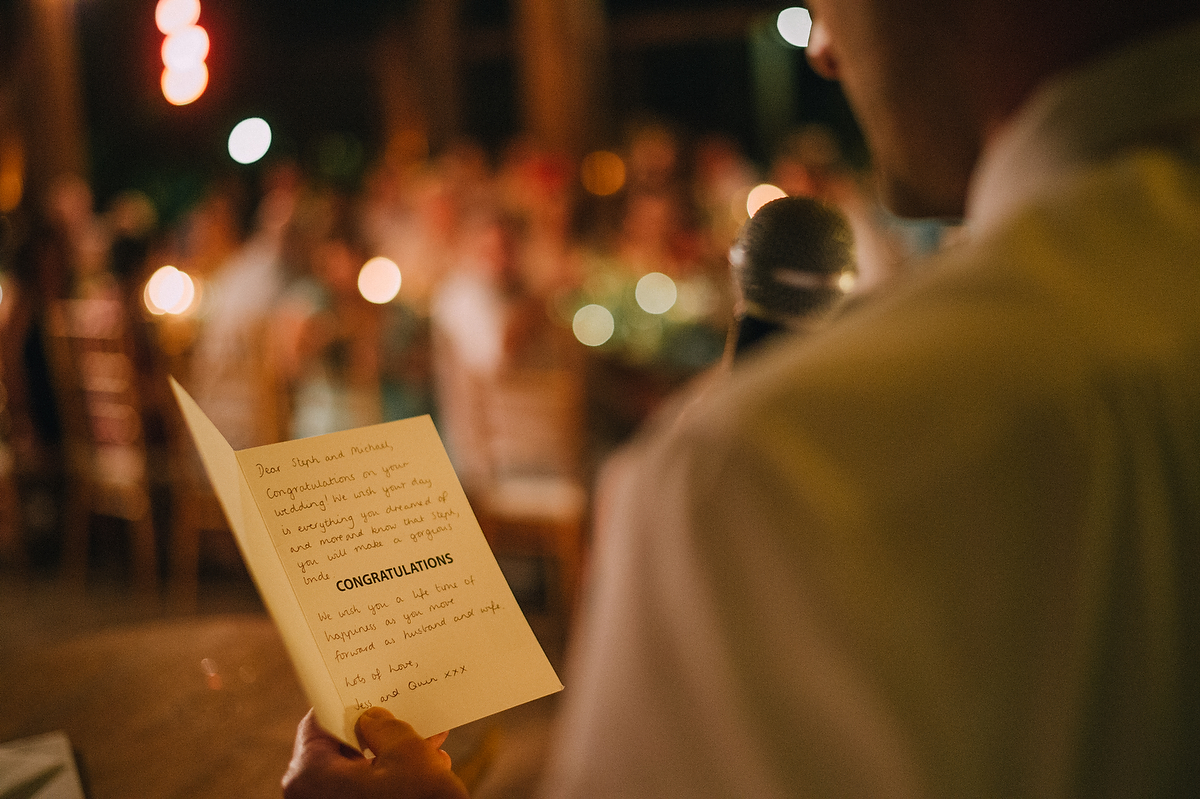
left=170, top=378, right=562, bottom=746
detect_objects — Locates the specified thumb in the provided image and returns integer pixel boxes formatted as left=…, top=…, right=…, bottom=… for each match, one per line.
left=356, top=708, right=453, bottom=770
left=356, top=708, right=423, bottom=756
left=355, top=709, right=469, bottom=798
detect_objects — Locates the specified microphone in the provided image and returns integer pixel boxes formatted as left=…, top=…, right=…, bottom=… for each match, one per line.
left=727, top=195, right=854, bottom=359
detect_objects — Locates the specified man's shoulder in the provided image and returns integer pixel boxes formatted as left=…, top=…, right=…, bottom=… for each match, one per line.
left=644, top=147, right=1200, bottom=475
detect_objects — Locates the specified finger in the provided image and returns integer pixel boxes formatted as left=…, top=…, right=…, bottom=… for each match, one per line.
left=283, top=710, right=368, bottom=798
left=355, top=707, right=427, bottom=760
left=426, top=731, right=453, bottom=770
left=354, top=710, right=470, bottom=799
left=295, top=708, right=366, bottom=761
left=291, top=710, right=338, bottom=762
left=357, top=709, right=455, bottom=773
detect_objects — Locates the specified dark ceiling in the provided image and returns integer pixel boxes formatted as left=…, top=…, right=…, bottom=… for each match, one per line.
left=61, top=0, right=853, bottom=216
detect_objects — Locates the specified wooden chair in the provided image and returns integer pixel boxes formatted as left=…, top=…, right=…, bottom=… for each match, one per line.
left=163, top=316, right=289, bottom=609
left=0, top=281, right=27, bottom=569
left=0, top=437, right=21, bottom=569
left=0, top=277, right=70, bottom=572
left=161, top=387, right=239, bottom=610
left=45, top=294, right=158, bottom=594
left=471, top=366, right=590, bottom=613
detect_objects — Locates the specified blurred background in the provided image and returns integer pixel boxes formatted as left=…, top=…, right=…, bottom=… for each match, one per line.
left=0, top=2, right=954, bottom=795
left=17, top=0, right=864, bottom=213
left=0, top=0, right=887, bottom=592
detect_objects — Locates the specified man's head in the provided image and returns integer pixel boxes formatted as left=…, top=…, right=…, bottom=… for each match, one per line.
left=803, top=0, right=1200, bottom=220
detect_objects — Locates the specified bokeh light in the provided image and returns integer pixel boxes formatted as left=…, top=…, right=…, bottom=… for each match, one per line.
left=838, top=271, right=858, bottom=293
left=228, top=118, right=272, bottom=164
left=674, top=278, right=718, bottom=320
left=572, top=304, right=615, bottom=346
left=144, top=265, right=197, bottom=315
left=746, top=183, right=788, bottom=217
left=777, top=7, right=814, bottom=47
left=162, top=25, right=210, bottom=70
left=357, top=257, right=402, bottom=304
left=161, top=63, right=208, bottom=106
left=201, top=657, right=222, bottom=690
left=580, top=150, right=626, bottom=196
left=635, top=272, right=678, bottom=314
left=155, top=0, right=201, bottom=35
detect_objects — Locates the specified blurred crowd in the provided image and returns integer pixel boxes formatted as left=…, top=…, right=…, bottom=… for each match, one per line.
left=0, top=119, right=943, bottom=575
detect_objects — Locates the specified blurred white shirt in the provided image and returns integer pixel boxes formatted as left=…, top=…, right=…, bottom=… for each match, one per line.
left=542, top=21, right=1200, bottom=798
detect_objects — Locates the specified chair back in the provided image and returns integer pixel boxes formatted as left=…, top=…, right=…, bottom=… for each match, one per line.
left=46, top=296, right=150, bottom=513
left=474, top=364, right=590, bottom=614
left=0, top=279, right=29, bottom=566
left=483, top=367, right=585, bottom=483
left=45, top=293, right=158, bottom=591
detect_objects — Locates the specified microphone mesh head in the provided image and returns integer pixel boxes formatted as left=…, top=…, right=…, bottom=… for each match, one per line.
left=730, top=195, right=854, bottom=320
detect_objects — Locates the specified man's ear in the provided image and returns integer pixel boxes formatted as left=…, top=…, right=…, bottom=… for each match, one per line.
left=806, top=20, right=840, bottom=80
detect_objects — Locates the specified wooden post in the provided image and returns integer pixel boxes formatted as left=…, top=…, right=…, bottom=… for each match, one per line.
left=512, top=0, right=610, bottom=157
left=415, top=0, right=463, bottom=153
left=19, top=0, right=90, bottom=203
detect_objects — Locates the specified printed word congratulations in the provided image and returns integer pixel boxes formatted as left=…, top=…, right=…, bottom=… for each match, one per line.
left=335, top=553, right=454, bottom=591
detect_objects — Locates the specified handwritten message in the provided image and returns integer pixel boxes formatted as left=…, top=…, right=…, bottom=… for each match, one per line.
left=174, top=374, right=560, bottom=745
left=236, top=420, right=560, bottom=727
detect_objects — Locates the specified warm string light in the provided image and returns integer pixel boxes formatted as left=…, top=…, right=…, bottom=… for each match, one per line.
left=635, top=272, right=677, bottom=315
left=162, top=24, right=209, bottom=70
left=746, top=183, right=788, bottom=217
left=144, top=265, right=198, bottom=315
left=357, top=257, right=402, bottom=304
left=572, top=304, right=615, bottom=346
left=161, top=65, right=208, bottom=106
left=580, top=151, right=626, bottom=196
left=158, top=0, right=209, bottom=105
left=155, top=0, right=200, bottom=34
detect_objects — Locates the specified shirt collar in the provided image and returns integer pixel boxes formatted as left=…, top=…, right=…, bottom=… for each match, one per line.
left=966, top=19, right=1200, bottom=233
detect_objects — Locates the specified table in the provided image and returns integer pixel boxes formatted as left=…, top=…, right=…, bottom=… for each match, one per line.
left=0, top=614, right=308, bottom=798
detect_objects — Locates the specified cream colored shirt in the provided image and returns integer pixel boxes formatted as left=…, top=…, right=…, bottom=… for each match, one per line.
left=543, top=21, right=1200, bottom=798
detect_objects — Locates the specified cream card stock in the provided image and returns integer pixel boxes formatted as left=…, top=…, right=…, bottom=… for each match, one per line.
left=171, top=378, right=561, bottom=746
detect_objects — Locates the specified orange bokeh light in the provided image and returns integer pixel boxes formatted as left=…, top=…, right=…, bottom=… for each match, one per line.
left=155, top=0, right=201, bottom=36
left=357, top=257, right=402, bottom=304
left=161, top=63, right=209, bottom=106
left=746, top=183, right=788, bottom=217
left=580, top=151, right=626, bottom=197
left=162, top=25, right=210, bottom=71
left=144, top=265, right=198, bottom=315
